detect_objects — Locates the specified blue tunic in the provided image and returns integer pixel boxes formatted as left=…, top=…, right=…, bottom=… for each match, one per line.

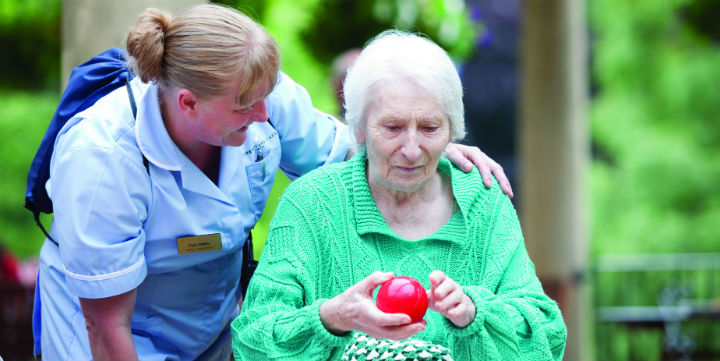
left=33, top=72, right=349, bottom=361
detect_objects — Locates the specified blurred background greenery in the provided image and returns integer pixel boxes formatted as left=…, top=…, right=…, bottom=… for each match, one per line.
left=590, top=0, right=720, bottom=255
left=1, top=0, right=719, bottom=360
left=588, top=1, right=720, bottom=359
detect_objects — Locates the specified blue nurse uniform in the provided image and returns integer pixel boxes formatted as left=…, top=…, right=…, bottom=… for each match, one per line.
left=33, top=72, right=349, bottom=360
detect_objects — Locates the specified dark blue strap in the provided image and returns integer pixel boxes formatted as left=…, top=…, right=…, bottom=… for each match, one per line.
left=26, top=48, right=131, bottom=215
left=27, top=48, right=139, bottom=246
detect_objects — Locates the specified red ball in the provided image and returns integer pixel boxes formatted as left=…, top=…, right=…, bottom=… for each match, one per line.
left=376, top=276, right=428, bottom=323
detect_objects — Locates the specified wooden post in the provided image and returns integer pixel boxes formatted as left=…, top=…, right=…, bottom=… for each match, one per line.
left=61, top=0, right=206, bottom=90
left=519, top=0, right=590, bottom=360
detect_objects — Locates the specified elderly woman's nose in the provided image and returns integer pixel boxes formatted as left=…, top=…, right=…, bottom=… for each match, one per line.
left=400, top=135, right=422, bottom=161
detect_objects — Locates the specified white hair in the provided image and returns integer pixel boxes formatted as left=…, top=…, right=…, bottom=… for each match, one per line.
left=343, top=30, right=466, bottom=149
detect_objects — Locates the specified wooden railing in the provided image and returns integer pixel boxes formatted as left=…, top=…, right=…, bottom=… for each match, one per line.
left=593, top=253, right=720, bottom=361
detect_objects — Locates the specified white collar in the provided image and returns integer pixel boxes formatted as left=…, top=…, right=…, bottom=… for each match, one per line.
left=134, top=81, right=183, bottom=171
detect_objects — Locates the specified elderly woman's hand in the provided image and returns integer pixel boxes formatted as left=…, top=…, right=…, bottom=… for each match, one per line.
left=444, top=143, right=514, bottom=198
left=319, top=271, right=426, bottom=340
left=428, top=270, right=476, bottom=328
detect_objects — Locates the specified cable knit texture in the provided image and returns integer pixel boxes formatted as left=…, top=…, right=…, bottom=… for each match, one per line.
left=231, top=154, right=567, bottom=360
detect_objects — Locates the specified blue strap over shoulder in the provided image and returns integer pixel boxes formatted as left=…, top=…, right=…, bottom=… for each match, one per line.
left=25, top=47, right=132, bottom=215
left=25, top=48, right=136, bottom=246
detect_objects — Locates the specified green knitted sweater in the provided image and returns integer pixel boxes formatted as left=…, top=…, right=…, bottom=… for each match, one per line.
left=231, top=154, right=566, bottom=360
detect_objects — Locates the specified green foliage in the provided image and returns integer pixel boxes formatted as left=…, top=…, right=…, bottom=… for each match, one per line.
left=590, top=0, right=720, bottom=356
left=263, top=0, right=337, bottom=113
left=0, top=0, right=61, bottom=91
left=300, top=0, right=480, bottom=64
left=590, top=0, right=720, bottom=255
left=0, top=91, right=58, bottom=258
left=216, top=0, right=340, bottom=114
left=0, top=0, right=59, bottom=25
left=212, top=0, right=267, bottom=22
left=681, top=0, right=720, bottom=41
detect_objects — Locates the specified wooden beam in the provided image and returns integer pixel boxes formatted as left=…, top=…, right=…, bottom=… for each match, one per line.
left=519, top=0, right=590, bottom=360
left=61, top=0, right=206, bottom=90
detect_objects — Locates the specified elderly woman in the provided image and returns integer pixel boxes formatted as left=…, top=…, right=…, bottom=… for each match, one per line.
left=232, top=30, right=566, bottom=360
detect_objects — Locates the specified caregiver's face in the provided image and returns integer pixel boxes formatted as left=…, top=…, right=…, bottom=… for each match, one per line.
left=359, top=79, right=451, bottom=193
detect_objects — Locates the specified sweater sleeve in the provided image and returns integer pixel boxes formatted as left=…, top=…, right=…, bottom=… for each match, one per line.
left=442, top=194, right=567, bottom=361
left=231, top=215, right=352, bottom=360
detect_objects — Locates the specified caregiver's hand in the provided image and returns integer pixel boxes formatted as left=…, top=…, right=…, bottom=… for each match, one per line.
left=444, top=143, right=514, bottom=198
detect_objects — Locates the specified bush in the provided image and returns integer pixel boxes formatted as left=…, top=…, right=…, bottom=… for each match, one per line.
left=590, top=0, right=720, bottom=255
left=0, top=91, right=58, bottom=258
left=0, top=0, right=61, bottom=91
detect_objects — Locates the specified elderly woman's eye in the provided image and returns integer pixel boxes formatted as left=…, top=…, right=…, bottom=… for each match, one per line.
left=423, top=126, right=439, bottom=132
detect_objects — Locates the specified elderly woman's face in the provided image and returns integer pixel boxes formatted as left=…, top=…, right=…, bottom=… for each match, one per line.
left=359, top=79, right=451, bottom=193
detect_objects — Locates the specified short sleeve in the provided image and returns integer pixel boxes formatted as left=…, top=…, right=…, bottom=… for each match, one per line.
left=49, top=139, right=150, bottom=299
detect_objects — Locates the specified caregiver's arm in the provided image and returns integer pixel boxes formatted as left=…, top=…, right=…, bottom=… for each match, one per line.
left=79, top=289, right=138, bottom=361
left=265, top=72, right=350, bottom=179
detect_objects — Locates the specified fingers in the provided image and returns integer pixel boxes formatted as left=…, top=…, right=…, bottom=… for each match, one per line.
left=354, top=271, right=412, bottom=325
left=480, top=160, right=515, bottom=198
left=367, top=306, right=412, bottom=327
left=444, top=143, right=474, bottom=173
left=429, top=272, right=462, bottom=313
left=490, top=161, right=514, bottom=198
left=356, top=271, right=394, bottom=297
left=446, top=301, right=473, bottom=320
left=444, top=143, right=515, bottom=198
left=322, top=273, right=409, bottom=336
left=433, top=288, right=463, bottom=314
left=468, top=150, right=497, bottom=189
left=429, top=270, right=446, bottom=291
left=429, top=270, right=463, bottom=316
left=366, top=320, right=427, bottom=341
left=484, top=159, right=514, bottom=198
left=357, top=284, right=421, bottom=340
left=427, top=270, right=477, bottom=328
left=429, top=270, right=453, bottom=305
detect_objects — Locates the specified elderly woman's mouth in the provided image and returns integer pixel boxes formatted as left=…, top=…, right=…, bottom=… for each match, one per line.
left=395, top=165, right=423, bottom=174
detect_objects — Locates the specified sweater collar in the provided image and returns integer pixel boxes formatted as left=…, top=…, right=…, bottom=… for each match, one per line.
left=351, top=153, right=470, bottom=243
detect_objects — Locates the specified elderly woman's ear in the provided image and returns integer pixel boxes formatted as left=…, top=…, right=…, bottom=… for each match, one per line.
left=354, top=128, right=366, bottom=144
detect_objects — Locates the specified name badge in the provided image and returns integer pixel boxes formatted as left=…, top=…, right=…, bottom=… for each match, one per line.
left=177, top=233, right=222, bottom=254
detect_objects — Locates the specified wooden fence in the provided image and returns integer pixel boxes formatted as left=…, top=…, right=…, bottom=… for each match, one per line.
left=593, top=253, right=720, bottom=361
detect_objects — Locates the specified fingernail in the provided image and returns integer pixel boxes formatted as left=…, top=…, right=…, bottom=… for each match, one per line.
left=464, top=162, right=472, bottom=171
